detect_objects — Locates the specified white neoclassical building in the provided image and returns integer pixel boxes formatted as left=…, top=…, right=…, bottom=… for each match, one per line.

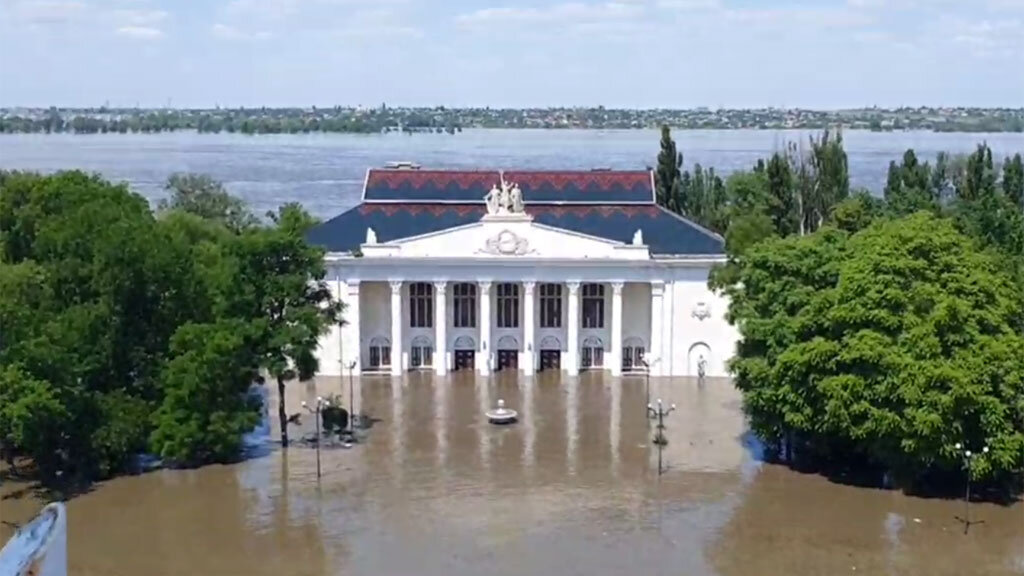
left=306, top=167, right=739, bottom=378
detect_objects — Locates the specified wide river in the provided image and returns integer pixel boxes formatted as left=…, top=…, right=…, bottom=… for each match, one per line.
left=2, top=129, right=1024, bottom=220
left=2, top=374, right=1022, bottom=575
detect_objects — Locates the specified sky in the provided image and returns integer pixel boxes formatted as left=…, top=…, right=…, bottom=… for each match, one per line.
left=1, top=0, right=1023, bottom=108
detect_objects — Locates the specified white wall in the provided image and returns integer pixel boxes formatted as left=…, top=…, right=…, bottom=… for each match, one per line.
left=316, top=278, right=343, bottom=376
left=667, top=269, right=738, bottom=378
left=360, top=281, right=391, bottom=369
left=622, top=282, right=651, bottom=358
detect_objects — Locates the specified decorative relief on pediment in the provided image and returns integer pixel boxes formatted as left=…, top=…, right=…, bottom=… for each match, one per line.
left=478, top=229, right=534, bottom=256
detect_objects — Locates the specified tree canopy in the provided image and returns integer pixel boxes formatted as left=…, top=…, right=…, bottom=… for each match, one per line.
left=0, top=171, right=339, bottom=482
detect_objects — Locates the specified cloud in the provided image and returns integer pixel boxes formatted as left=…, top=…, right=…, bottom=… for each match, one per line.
left=115, top=25, right=164, bottom=39
left=111, top=9, right=168, bottom=27
left=456, top=2, right=646, bottom=27
left=211, top=23, right=272, bottom=40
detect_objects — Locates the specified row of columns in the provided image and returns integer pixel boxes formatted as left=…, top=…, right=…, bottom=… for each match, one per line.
left=341, top=279, right=663, bottom=376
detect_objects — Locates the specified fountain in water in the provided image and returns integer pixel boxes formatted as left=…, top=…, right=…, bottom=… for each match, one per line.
left=485, top=399, right=518, bottom=425
left=0, top=502, right=67, bottom=576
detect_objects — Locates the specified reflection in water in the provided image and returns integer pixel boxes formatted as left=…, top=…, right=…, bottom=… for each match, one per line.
left=2, top=374, right=1022, bottom=576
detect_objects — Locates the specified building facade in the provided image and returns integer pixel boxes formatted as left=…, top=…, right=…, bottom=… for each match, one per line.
left=306, top=168, right=739, bottom=378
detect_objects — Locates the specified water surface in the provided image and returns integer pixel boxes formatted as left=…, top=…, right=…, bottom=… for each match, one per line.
left=2, top=130, right=1023, bottom=219
left=2, top=373, right=1021, bottom=575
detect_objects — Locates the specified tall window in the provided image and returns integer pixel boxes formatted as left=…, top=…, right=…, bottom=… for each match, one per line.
left=582, top=283, right=605, bottom=329
left=623, top=338, right=645, bottom=372
left=540, top=283, right=562, bottom=328
left=453, top=283, right=476, bottom=328
left=409, top=282, right=433, bottom=328
left=497, top=283, right=519, bottom=328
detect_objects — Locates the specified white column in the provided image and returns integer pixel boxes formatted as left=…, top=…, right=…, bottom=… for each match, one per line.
left=344, top=280, right=361, bottom=374
left=610, top=281, right=624, bottom=377
left=390, top=280, right=403, bottom=377
left=566, top=281, right=580, bottom=376
left=522, top=281, right=536, bottom=376
left=478, top=281, right=492, bottom=376
left=434, top=281, right=448, bottom=376
left=650, top=281, right=665, bottom=377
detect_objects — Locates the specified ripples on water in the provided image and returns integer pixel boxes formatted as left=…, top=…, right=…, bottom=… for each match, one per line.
left=2, top=130, right=1024, bottom=220
left=2, top=373, right=1022, bottom=576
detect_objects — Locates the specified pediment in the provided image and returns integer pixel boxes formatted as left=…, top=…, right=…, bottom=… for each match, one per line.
left=363, top=216, right=649, bottom=260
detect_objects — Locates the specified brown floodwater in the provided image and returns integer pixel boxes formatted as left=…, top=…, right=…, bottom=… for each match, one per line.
left=2, top=372, right=1023, bottom=575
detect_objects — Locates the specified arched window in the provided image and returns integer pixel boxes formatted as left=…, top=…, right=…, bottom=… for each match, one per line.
left=409, top=282, right=433, bottom=328
left=582, top=283, right=605, bottom=328
left=369, top=336, right=391, bottom=369
left=539, top=335, right=561, bottom=350
left=453, top=335, right=476, bottom=350
left=497, top=335, right=519, bottom=350
left=581, top=336, right=604, bottom=369
left=622, top=337, right=646, bottom=372
left=411, top=335, right=433, bottom=369
left=453, top=283, right=476, bottom=328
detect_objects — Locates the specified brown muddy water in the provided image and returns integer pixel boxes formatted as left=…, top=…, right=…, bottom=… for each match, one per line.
left=2, top=372, right=1023, bottom=576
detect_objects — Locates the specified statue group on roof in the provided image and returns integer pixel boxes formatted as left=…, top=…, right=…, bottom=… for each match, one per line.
left=485, top=181, right=524, bottom=215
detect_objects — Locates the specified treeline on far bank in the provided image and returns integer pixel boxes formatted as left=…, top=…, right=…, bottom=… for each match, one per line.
left=0, top=172, right=340, bottom=485
left=655, top=126, right=1024, bottom=493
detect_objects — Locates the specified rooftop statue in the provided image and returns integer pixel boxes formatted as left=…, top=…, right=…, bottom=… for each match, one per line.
left=485, top=181, right=525, bottom=215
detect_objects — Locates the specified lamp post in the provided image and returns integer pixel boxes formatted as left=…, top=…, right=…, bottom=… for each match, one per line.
left=302, top=396, right=330, bottom=480
left=346, top=360, right=357, bottom=433
left=954, top=441, right=988, bottom=534
left=647, top=398, right=676, bottom=475
left=641, top=353, right=659, bottom=419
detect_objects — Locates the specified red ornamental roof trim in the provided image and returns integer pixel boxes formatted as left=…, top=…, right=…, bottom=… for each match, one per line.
left=358, top=203, right=659, bottom=218
left=368, top=170, right=501, bottom=190
left=502, top=170, right=652, bottom=192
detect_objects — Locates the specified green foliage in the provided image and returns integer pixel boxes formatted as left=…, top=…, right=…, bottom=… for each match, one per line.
left=831, top=190, right=887, bottom=234
left=723, top=214, right=1024, bottom=485
left=654, top=125, right=683, bottom=214
left=884, top=149, right=939, bottom=216
left=1002, top=153, right=1024, bottom=210
left=150, top=321, right=261, bottom=466
left=159, top=173, right=257, bottom=231
left=0, top=170, right=342, bottom=483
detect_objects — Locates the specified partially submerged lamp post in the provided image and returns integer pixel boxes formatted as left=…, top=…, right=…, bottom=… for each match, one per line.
left=346, top=360, right=357, bottom=433
left=647, top=398, right=676, bottom=475
left=301, top=396, right=330, bottom=480
left=640, top=353, right=659, bottom=419
left=954, top=442, right=988, bottom=534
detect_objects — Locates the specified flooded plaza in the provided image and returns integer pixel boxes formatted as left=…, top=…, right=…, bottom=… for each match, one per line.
left=2, top=372, right=1023, bottom=576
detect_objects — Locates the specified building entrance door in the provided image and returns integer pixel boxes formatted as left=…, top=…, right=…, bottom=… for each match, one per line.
left=497, top=350, right=518, bottom=371
left=454, top=350, right=475, bottom=371
left=539, top=350, right=561, bottom=372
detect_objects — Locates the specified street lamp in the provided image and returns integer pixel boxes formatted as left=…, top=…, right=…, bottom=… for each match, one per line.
left=954, top=442, right=988, bottom=534
left=647, top=398, right=676, bottom=475
left=301, top=396, right=330, bottom=480
left=640, top=353, right=660, bottom=419
left=346, top=360, right=357, bottom=434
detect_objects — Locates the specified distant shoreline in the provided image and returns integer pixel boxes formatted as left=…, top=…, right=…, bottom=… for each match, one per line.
left=3, top=106, right=1022, bottom=135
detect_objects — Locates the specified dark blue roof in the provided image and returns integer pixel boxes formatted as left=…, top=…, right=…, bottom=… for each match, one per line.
left=307, top=203, right=724, bottom=256
left=363, top=169, right=654, bottom=203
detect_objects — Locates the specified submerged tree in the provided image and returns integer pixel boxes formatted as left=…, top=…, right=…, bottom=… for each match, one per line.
left=723, top=213, right=1024, bottom=486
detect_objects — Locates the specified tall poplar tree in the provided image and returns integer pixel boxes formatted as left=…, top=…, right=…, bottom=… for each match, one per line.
left=654, top=125, right=683, bottom=214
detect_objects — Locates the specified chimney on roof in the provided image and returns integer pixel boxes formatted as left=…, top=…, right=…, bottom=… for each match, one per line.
left=385, top=161, right=421, bottom=170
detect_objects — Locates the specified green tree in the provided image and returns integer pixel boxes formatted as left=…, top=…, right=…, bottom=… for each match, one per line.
left=160, top=173, right=256, bottom=231
left=722, top=213, right=1024, bottom=486
left=1002, top=153, right=1024, bottom=210
left=764, top=152, right=799, bottom=236
left=831, top=189, right=887, bottom=234
left=235, top=204, right=341, bottom=447
left=884, top=149, right=937, bottom=216
left=150, top=321, right=262, bottom=465
left=654, top=125, right=683, bottom=213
